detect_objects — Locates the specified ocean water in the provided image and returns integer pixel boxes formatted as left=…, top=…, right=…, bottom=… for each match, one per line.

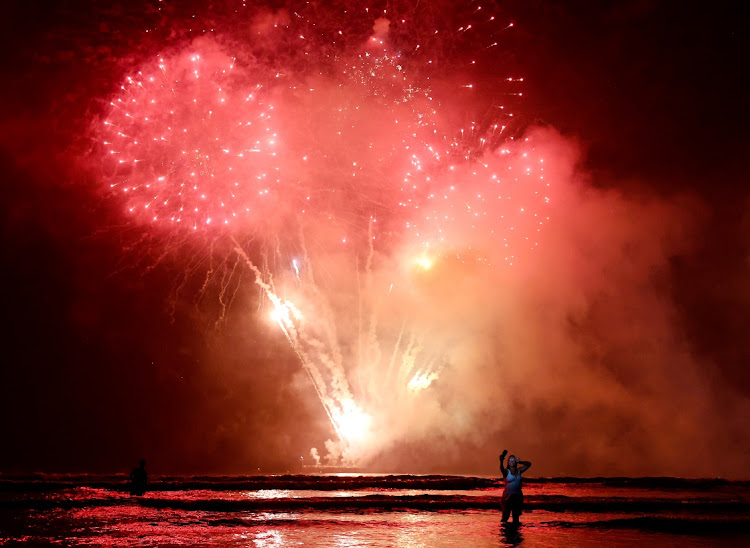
left=1, top=474, right=749, bottom=546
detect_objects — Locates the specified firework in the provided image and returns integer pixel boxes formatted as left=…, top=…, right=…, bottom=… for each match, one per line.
left=100, top=44, right=296, bottom=232
left=94, top=1, right=553, bottom=465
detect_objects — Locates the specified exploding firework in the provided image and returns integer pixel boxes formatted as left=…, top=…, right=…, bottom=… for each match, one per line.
left=93, top=1, right=554, bottom=466
left=100, top=44, right=298, bottom=233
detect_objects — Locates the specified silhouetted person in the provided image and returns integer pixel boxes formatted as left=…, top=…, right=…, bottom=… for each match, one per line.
left=499, top=449, right=531, bottom=523
left=129, top=459, right=147, bottom=496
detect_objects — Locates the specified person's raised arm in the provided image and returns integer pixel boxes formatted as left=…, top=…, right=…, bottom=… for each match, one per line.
left=499, top=449, right=508, bottom=477
left=517, top=459, right=531, bottom=473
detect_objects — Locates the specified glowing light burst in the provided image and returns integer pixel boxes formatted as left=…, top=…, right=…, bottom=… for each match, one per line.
left=332, top=402, right=373, bottom=446
left=408, top=369, right=439, bottom=392
left=94, top=1, right=554, bottom=466
left=101, top=46, right=295, bottom=232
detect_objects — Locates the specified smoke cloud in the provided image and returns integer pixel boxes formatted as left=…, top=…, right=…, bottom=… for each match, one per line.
left=1, top=0, right=747, bottom=478
left=252, top=125, right=747, bottom=477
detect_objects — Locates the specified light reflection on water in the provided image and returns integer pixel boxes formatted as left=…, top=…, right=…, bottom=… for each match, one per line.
left=5, top=479, right=749, bottom=547
left=243, top=489, right=292, bottom=499
left=247, top=528, right=285, bottom=547
left=34, top=506, right=739, bottom=547
left=11, top=506, right=748, bottom=547
left=237, top=488, right=487, bottom=499
left=35, top=482, right=747, bottom=503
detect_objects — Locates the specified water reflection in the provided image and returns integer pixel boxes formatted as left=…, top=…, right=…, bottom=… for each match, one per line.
left=242, top=489, right=292, bottom=500
left=500, top=522, right=523, bottom=546
left=249, top=529, right=285, bottom=547
left=6, top=478, right=748, bottom=547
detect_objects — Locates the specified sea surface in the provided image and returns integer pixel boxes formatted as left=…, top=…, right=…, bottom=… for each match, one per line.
left=1, top=474, right=749, bottom=546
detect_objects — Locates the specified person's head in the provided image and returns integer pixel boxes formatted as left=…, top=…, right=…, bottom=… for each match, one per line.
left=139, top=459, right=146, bottom=468
left=508, top=455, right=518, bottom=467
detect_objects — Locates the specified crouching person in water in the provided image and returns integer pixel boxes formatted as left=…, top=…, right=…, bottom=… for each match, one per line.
left=499, top=449, right=531, bottom=523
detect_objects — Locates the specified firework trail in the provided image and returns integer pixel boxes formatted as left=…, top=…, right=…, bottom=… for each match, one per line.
left=94, top=1, right=553, bottom=465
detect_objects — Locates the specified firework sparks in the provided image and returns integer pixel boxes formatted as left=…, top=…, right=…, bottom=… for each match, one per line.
left=101, top=45, right=294, bottom=232
left=93, top=1, right=554, bottom=465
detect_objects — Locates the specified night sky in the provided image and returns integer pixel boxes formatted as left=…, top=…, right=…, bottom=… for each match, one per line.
left=1, top=0, right=748, bottom=477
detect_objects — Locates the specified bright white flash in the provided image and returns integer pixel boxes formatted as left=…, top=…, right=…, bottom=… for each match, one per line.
left=335, top=404, right=372, bottom=445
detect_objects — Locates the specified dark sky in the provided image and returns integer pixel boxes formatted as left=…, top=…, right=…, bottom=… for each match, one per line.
left=507, top=0, right=750, bottom=390
left=1, top=0, right=748, bottom=476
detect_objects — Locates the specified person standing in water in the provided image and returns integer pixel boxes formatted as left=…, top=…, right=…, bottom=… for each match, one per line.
left=499, top=449, right=531, bottom=523
left=129, top=459, right=148, bottom=496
